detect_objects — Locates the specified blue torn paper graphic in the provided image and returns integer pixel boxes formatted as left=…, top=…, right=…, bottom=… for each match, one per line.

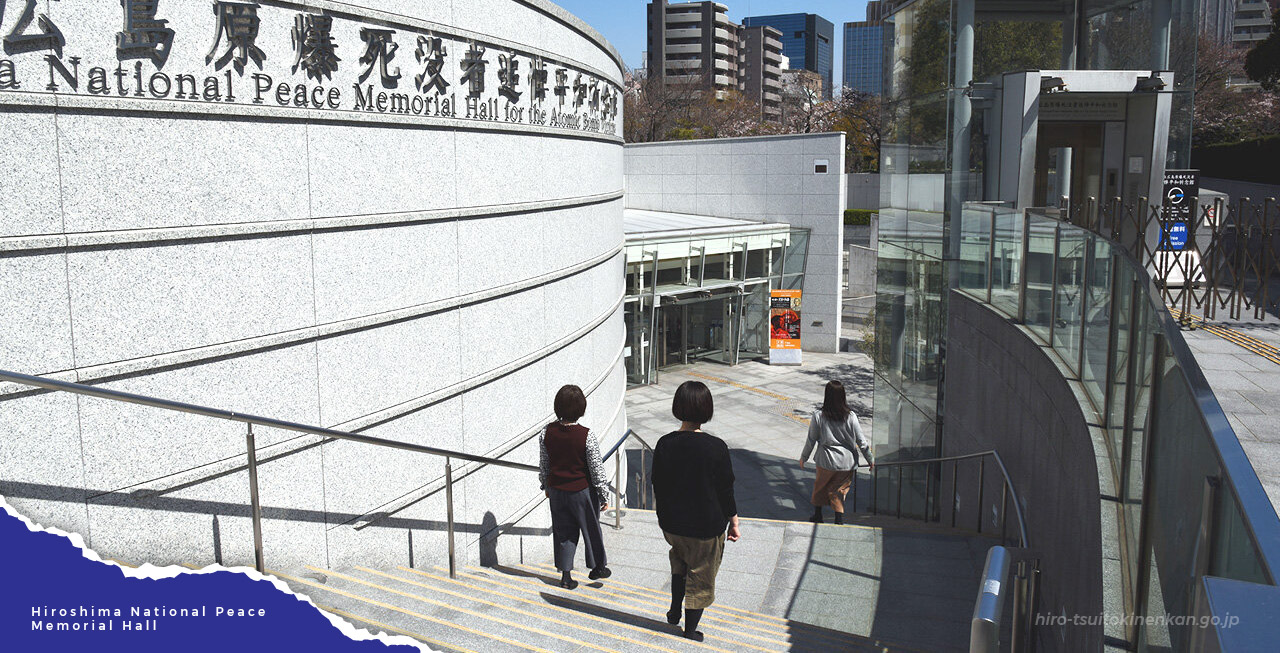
left=0, top=501, right=422, bottom=651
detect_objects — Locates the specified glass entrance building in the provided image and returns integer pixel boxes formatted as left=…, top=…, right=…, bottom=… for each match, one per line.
left=872, top=1, right=1280, bottom=651
left=622, top=209, right=809, bottom=385
left=874, top=0, right=1200, bottom=462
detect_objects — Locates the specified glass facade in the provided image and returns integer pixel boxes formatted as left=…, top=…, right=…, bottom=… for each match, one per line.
left=843, top=22, right=885, bottom=95
left=744, top=13, right=835, bottom=98
left=623, top=227, right=809, bottom=385
left=874, top=0, right=1201, bottom=463
left=955, top=207, right=1277, bottom=650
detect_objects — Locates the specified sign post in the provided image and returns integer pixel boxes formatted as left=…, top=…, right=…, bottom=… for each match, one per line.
left=1156, top=169, right=1201, bottom=287
left=768, top=289, right=802, bottom=365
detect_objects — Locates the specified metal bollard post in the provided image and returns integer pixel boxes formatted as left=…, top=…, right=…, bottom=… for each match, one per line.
left=246, top=424, right=265, bottom=574
left=445, top=457, right=456, bottom=579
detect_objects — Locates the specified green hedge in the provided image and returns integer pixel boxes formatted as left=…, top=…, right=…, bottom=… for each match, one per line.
left=1192, top=136, right=1280, bottom=185
left=844, top=209, right=875, bottom=226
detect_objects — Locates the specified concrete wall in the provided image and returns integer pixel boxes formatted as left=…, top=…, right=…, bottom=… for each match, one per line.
left=623, top=133, right=847, bottom=352
left=943, top=292, right=1105, bottom=652
left=0, top=0, right=627, bottom=571
left=848, top=173, right=881, bottom=210
left=1201, top=177, right=1280, bottom=204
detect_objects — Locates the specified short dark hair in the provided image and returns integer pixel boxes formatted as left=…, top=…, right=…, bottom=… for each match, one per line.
left=554, top=385, right=586, bottom=421
left=672, top=381, right=714, bottom=424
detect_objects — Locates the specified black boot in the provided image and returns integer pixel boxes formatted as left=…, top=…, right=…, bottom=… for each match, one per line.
left=809, top=506, right=824, bottom=523
left=559, top=570, right=578, bottom=590
left=834, top=511, right=845, bottom=525
left=589, top=566, right=612, bottom=580
left=667, top=574, right=686, bottom=625
left=683, top=608, right=705, bottom=641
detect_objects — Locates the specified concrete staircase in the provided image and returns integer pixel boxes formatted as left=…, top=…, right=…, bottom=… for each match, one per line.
left=273, top=510, right=992, bottom=652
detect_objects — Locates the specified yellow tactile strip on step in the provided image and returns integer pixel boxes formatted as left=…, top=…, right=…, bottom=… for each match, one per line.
left=1169, top=308, right=1280, bottom=366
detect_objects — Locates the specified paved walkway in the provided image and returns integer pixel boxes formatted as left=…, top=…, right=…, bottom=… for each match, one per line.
left=1177, top=311, right=1280, bottom=516
left=599, top=509, right=990, bottom=652
left=624, top=352, right=876, bottom=522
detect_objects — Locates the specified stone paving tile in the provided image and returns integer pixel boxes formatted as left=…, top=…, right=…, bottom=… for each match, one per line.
left=1184, top=320, right=1280, bottom=515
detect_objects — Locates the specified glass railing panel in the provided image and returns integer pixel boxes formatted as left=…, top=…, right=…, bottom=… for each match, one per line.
left=990, top=208, right=1024, bottom=318
left=1124, top=299, right=1156, bottom=615
left=1106, top=263, right=1134, bottom=473
left=1024, top=214, right=1057, bottom=340
left=1211, top=488, right=1270, bottom=585
left=1053, top=228, right=1087, bottom=375
left=783, top=229, right=809, bottom=275
left=1080, top=237, right=1113, bottom=411
left=958, top=205, right=991, bottom=298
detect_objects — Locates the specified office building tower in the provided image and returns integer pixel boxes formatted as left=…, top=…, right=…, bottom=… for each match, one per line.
left=743, top=13, right=835, bottom=99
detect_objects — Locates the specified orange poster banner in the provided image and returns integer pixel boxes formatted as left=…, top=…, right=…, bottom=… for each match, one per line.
left=769, top=289, right=802, bottom=350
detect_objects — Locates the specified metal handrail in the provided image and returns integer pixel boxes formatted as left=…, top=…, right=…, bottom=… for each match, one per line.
left=604, top=428, right=655, bottom=529
left=869, top=450, right=1031, bottom=551
left=0, top=368, right=555, bottom=579
left=0, top=369, right=538, bottom=472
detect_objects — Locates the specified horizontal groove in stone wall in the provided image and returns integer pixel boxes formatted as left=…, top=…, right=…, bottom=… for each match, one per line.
left=0, top=192, right=624, bottom=253
left=0, top=247, right=624, bottom=397
left=80, top=295, right=625, bottom=500
left=349, top=348, right=628, bottom=530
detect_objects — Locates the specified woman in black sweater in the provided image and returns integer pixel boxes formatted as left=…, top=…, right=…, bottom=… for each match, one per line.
left=650, top=381, right=740, bottom=642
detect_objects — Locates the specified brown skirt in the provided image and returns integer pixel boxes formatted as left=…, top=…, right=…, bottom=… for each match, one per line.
left=811, top=466, right=855, bottom=512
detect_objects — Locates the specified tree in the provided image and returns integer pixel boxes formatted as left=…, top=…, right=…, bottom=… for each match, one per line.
left=1194, top=34, right=1280, bottom=146
left=1245, top=12, right=1280, bottom=91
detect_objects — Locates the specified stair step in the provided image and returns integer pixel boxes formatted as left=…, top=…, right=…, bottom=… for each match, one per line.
left=392, top=565, right=719, bottom=653
left=498, top=563, right=883, bottom=653
left=270, top=567, right=536, bottom=653
left=298, top=565, right=632, bottom=653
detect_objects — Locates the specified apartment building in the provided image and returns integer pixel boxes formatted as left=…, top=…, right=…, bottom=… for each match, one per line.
left=646, top=1, right=785, bottom=114
left=738, top=25, right=785, bottom=120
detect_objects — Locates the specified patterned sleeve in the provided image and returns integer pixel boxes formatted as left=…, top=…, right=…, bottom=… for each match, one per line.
left=538, top=428, right=549, bottom=491
left=585, top=429, right=609, bottom=501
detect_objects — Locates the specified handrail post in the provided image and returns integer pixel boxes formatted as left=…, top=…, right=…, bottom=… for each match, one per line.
left=1000, top=481, right=1009, bottom=544
left=871, top=465, right=878, bottom=515
left=895, top=466, right=903, bottom=519
left=246, top=424, right=265, bottom=574
left=951, top=459, right=959, bottom=528
left=445, top=457, right=456, bottom=579
left=1017, top=210, right=1031, bottom=323
left=615, top=450, right=622, bottom=529
left=976, top=457, right=986, bottom=534
left=639, top=447, right=648, bottom=510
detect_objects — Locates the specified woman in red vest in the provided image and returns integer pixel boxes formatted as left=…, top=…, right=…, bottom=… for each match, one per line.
left=539, top=384, right=611, bottom=589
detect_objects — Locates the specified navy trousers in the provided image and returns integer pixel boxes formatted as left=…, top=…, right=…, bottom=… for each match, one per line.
left=549, top=487, right=607, bottom=572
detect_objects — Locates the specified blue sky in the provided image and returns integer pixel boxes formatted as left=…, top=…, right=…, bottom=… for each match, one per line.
left=553, top=0, right=873, bottom=88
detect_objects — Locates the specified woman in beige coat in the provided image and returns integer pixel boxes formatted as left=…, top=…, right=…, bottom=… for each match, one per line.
left=798, top=380, right=873, bottom=524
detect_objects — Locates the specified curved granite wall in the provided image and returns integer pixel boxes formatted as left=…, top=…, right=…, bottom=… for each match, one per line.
left=942, top=291, right=1104, bottom=651
left=0, top=0, right=626, bottom=570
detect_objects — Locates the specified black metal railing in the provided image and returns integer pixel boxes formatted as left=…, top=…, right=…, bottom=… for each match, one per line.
left=1060, top=196, right=1278, bottom=323
left=0, top=368, right=637, bottom=578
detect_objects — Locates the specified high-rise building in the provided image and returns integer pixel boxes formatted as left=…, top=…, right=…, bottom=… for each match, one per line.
left=1201, top=0, right=1238, bottom=46
left=742, top=13, right=835, bottom=99
left=842, top=1, right=889, bottom=95
left=645, top=1, right=784, bottom=116
left=738, top=25, right=786, bottom=121
left=646, top=1, right=740, bottom=96
left=1234, top=0, right=1274, bottom=49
